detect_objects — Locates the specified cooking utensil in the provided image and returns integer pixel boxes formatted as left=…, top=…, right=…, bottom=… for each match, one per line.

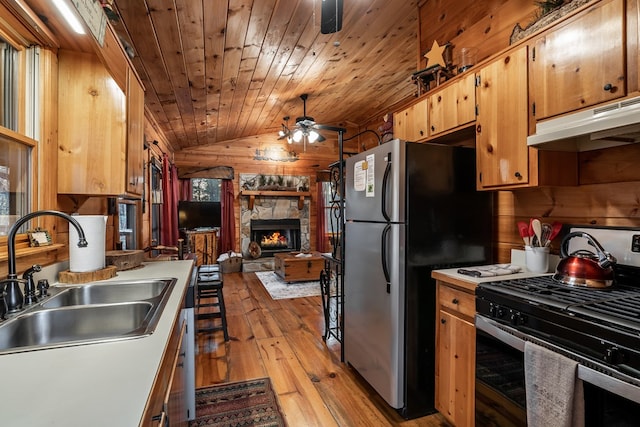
left=531, top=219, right=542, bottom=247
left=553, top=231, right=617, bottom=288
left=547, top=221, right=563, bottom=244
left=540, top=223, right=552, bottom=247
left=517, top=221, right=531, bottom=246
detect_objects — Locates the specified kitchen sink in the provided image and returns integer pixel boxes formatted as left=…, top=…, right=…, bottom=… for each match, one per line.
left=0, top=303, right=153, bottom=351
left=0, top=278, right=177, bottom=354
left=42, top=279, right=173, bottom=308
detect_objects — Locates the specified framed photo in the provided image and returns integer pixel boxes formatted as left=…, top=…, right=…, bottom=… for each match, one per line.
left=28, top=228, right=52, bottom=247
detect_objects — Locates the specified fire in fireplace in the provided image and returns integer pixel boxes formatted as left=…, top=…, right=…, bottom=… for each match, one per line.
left=251, top=219, right=301, bottom=257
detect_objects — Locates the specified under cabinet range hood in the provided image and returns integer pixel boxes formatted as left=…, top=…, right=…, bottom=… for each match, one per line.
left=527, top=96, right=640, bottom=151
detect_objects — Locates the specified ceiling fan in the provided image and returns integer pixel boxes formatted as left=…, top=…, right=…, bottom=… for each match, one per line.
left=278, top=94, right=326, bottom=150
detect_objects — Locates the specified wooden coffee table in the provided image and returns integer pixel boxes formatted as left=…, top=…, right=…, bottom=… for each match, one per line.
left=274, top=251, right=324, bottom=282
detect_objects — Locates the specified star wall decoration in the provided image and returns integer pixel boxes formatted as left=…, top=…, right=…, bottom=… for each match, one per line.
left=424, top=40, right=448, bottom=68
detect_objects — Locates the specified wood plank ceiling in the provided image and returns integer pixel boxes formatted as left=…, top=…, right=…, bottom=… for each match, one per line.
left=109, top=0, right=420, bottom=152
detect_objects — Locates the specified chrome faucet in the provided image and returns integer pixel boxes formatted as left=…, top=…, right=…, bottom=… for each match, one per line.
left=1, top=210, right=88, bottom=314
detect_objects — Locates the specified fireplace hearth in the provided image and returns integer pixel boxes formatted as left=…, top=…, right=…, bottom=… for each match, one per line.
left=250, top=219, right=301, bottom=257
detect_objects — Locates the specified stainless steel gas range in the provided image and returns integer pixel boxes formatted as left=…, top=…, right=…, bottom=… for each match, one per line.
left=475, top=226, right=640, bottom=427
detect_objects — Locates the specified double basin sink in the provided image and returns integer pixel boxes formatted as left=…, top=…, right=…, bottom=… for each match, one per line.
left=0, top=278, right=177, bottom=355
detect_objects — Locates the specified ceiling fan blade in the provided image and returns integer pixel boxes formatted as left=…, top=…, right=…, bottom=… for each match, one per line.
left=321, top=0, right=343, bottom=34
left=316, top=133, right=326, bottom=142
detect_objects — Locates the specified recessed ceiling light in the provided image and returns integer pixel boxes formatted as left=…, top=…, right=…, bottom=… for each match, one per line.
left=52, top=0, right=86, bottom=35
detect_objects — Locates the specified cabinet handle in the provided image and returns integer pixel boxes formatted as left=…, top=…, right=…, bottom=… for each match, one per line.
left=603, top=83, right=613, bottom=92
left=515, top=171, right=522, bottom=179
left=452, top=298, right=459, bottom=304
left=419, top=130, right=424, bottom=136
left=431, top=125, right=435, bottom=132
left=476, top=124, right=481, bottom=134
left=440, top=318, right=446, bottom=324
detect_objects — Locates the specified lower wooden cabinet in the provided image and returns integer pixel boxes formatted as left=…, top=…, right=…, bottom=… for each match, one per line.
left=435, top=279, right=476, bottom=427
left=142, top=317, right=187, bottom=427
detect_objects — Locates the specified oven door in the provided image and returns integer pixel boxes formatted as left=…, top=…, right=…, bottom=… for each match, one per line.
left=476, top=315, right=640, bottom=427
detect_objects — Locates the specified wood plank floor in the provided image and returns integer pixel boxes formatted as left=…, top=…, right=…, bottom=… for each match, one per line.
left=195, top=271, right=449, bottom=426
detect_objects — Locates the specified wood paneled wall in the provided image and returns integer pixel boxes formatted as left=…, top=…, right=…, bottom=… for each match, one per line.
left=496, top=144, right=640, bottom=262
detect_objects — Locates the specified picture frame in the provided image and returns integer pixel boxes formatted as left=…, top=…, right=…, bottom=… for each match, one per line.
left=28, top=228, right=52, bottom=247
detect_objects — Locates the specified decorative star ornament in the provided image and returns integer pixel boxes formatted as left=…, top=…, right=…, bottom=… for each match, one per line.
left=424, top=40, right=447, bottom=68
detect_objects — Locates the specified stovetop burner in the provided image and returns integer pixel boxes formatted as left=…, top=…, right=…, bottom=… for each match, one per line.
left=479, top=275, right=640, bottom=332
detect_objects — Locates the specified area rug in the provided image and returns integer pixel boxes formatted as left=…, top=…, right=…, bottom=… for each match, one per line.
left=255, top=271, right=321, bottom=300
left=190, top=378, right=286, bottom=427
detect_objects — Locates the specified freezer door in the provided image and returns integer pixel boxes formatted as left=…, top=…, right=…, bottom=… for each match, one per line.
left=345, top=139, right=406, bottom=223
left=344, top=221, right=405, bottom=408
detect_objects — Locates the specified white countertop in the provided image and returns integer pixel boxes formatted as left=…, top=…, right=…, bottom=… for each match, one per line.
left=0, top=260, right=194, bottom=427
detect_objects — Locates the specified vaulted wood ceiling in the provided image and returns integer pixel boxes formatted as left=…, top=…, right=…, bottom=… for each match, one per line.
left=109, top=0, right=420, bottom=152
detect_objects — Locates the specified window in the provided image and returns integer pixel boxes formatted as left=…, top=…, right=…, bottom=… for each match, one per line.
left=0, top=34, right=39, bottom=236
left=118, top=200, right=137, bottom=250
left=191, top=178, right=221, bottom=202
left=0, top=37, right=18, bottom=131
left=0, top=133, right=33, bottom=236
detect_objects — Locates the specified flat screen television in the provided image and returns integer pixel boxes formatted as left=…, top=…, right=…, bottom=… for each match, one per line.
left=177, top=201, right=221, bottom=230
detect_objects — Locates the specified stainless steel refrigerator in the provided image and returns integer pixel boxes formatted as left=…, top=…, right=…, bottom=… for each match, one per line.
left=344, top=139, right=493, bottom=419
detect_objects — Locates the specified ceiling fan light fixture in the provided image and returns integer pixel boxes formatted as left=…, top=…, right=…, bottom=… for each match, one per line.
left=308, top=130, right=319, bottom=143
left=293, top=129, right=303, bottom=142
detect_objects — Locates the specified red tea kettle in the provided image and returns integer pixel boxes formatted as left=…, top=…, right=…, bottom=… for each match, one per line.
left=553, top=231, right=617, bottom=288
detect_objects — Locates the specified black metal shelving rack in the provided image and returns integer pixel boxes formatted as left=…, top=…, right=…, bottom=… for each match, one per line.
left=319, top=129, right=346, bottom=361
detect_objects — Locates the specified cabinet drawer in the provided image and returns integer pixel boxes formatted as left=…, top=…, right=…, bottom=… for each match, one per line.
left=439, top=285, right=475, bottom=318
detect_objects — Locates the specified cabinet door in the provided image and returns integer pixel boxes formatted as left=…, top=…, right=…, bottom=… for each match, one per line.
left=436, top=309, right=475, bottom=427
left=429, top=72, right=475, bottom=136
left=393, top=99, right=428, bottom=141
left=58, top=51, right=127, bottom=195
left=530, top=0, right=625, bottom=120
left=126, top=69, right=145, bottom=195
left=476, top=47, right=529, bottom=188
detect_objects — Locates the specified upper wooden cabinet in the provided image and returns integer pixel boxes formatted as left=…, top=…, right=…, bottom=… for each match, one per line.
left=58, top=50, right=127, bottom=195
left=529, top=0, right=626, bottom=121
left=393, top=98, right=428, bottom=141
left=476, top=47, right=530, bottom=189
left=58, top=51, right=145, bottom=197
left=126, top=69, right=145, bottom=196
left=428, top=73, right=476, bottom=137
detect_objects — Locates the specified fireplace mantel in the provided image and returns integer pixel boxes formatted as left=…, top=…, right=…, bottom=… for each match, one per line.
left=240, top=190, right=311, bottom=209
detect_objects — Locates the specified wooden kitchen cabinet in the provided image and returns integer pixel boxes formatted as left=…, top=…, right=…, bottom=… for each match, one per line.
left=58, top=50, right=127, bottom=195
left=475, top=46, right=578, bottom=190
left=126, top=68, right=145, bottom=196
left=476, top=47, right=530, bottom=189
left=428, top=72, right=476, bottom=137
left=529, top=0, right=626, bottom=121
left=393, top=97, right=428, bottom=141
left=435, top=279, right=475, bottom=427
left=142, top=317, right=187, bottom=427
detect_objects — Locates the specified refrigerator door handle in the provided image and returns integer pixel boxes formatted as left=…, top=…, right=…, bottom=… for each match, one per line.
left=381, top=223, right=391, bottom=293
left=381, top=152, right=392, bottom=222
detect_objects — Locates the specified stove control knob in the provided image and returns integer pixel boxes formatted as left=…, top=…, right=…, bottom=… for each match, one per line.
left=489, top=304, right=505, bottom=318
left=509, top=310, right=523, bottom=326
left=604, top=347, right=620, bottom=364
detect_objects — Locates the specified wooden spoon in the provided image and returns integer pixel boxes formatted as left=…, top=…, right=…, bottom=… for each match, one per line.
left=532, top=218, right=542, bottom=247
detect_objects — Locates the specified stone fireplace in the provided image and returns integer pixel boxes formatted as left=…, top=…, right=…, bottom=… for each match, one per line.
left=239, top=173, right=311, bottom=271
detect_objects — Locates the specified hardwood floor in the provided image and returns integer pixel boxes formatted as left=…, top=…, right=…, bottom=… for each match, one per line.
left=195, top=271, right=449, bottom=426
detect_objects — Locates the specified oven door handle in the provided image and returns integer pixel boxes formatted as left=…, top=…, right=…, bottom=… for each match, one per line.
left=476, top=315, right=525, bottom=352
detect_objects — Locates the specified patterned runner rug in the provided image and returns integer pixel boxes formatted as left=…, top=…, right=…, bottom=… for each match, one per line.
left=190, top=378, right=286, bottom=427
left=255, top=271, right=321, bottom=300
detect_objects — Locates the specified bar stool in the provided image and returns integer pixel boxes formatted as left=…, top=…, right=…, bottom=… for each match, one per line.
left=196, top=264, right=229, bottom=341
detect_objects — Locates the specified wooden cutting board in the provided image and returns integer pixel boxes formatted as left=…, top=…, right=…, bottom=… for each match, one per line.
left=106, top=250, right=144, bottom=270
left=58, top=266, right=118, bottom=284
